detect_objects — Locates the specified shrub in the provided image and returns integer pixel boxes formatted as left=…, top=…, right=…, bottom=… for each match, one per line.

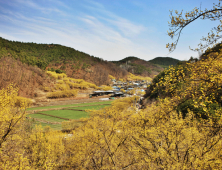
left=62, top=120, right=86, bottom=130
left=55, top=84, right=70, bottom=91
left=109, top=75, right=115, bottom=80
left=111, top=96, right=140, bottom=111
left=101, top=85, right=113, bottom=91
left=55, top=69, right=65, bottom=74
left=96, top=87, right=102, bottom=90
left=36, top=60, right=48, bottom=70
left=63, top=77, right=69, bottom=82
left=15, top=96, right=33, bottom=108
left=46, top=89, right=78, bottom=98
left=74, top=79, right=84, bottom=83
left=78, top=82, right=89, bottom=89
left=47, top=67, right=55, bottom=72
left=42, top=86, right=51, bottom=92
left=66, top=82, right=76, bottom=89
left=69, top=78, right=83, bottom=83
left=57, top=73, right=67, bottom=79
left=46, top=71, right=58, bottom=79
left=86, top=82, right=98, bottom=89
left=57, top=80, right=64, bottom=84
left=82, top=63, right=90, bottom=70
left=60, top=65, right=66, bottom=70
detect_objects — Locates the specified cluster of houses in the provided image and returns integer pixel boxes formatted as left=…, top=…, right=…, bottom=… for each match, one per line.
left=89, top=80, right=151, bottom=98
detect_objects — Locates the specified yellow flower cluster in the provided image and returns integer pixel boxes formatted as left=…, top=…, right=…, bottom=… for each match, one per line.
left=46, top=89, right=78, bottom=98
left=100, top=85, right=113, bottom=91
left=1, top=85, right=222, bottom=169
left=108, top=75, right=115, bottom=80
left=45, top=71, right=115, bottom=98
left=149, top=49, right=222, bottom=119
left=127, top=73, right=152, bottom=82
left=15, top=96, right=33, bottom=108
left=46, top=71, right=101, bottom=91
left=46, top=71, right=67, bottom=79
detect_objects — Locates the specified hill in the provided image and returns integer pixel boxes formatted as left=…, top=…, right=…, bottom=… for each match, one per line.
left=143, top=44, right=222, bottom=119
left=0, top=37, right=158, bottom=99
left=0, top=56, right=53, bottom=98
left=112, top=56, right=164, bottom=78
left=148, top=57, right=180, bottom=67
left=0, top=37, right=128, bottom=87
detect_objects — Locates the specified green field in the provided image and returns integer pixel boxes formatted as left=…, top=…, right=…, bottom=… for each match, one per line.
left=68, top=105, right=108, bottom=110
left=27, top=100, right=112, bottom=111
left=28, top=100, right=112, bottom=130
left=28, top=113, right=65, bottom=122
left=40, top=110, right=89, bottom=120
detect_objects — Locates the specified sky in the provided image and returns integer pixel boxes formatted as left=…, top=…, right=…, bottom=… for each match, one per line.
left=0, top=0, right=220, bottom=61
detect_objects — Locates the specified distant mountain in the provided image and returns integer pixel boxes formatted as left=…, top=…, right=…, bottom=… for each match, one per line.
left=112, top=56, right=139, bottom=63
left=148, top=57, right=180, bottom=67
left=112, top=56, right=164, bottom=78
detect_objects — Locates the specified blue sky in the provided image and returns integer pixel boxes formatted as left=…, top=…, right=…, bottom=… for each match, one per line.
left=0, top=0, right=220, bottom=61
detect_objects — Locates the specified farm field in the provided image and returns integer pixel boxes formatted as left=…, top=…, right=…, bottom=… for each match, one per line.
left=67, top=105, right=109, bottom=110
left=28, top=113, right=65, bottom=122
left=27, top=100, right=112, bottom=111
left=40, top=110, right=89, bottom=120
left=28, top=100, right=113, bottom=130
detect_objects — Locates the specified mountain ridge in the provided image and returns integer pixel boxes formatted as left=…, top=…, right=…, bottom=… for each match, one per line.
left=148, top=56, right=180, bottom=67
left=0, top=37, right=176, bottom=97
left=112, top=56, right=181, bottom=77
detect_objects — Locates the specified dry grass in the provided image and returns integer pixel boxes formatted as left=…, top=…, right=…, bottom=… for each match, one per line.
left=0, top=57, right=54, bottom=98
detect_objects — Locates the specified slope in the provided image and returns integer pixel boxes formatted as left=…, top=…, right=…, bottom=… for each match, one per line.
left=112, top=56, right=164, bottom=78
left=0, top=37, right=127, bottom=86
left=148, top=57, right=180, bottom=67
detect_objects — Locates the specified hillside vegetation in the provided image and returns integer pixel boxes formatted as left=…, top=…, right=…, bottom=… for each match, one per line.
left=148, top=56, right=180, bottom=67
left=1, top=44, right=222, bottom=169
left=112, top=56, right=164, bottom=77
left=0, top=37, right=100, bottom=69
left=144, top=43, right=222, bottom=119
left=0, top=56, right=53, bottom=98
left=0, top=37, right=164, bottom=98
left=44, top=71, right=114, bottom=99
left=0, top=37, right=128, bottom=86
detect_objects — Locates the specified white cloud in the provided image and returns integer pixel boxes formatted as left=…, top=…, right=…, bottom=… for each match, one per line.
left=79, top=15, right=132, bottom=44
left=11, top=0, right=67, bottom=15
left=82, top=0, right=146, bottom=37
left=0, top=0, right=165, bottom=61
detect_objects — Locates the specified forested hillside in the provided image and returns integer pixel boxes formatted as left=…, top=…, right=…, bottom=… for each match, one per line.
left=144, top=43, right=222, bottom=119
left=148, top=56, right=180, bottom=67
left=112, top=56, right=164, bottom=77
left=0, top=37, right=128, bottom=87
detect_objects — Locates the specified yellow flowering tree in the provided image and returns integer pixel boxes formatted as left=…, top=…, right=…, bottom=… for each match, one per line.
left=0, top=85, right=32, bottom=169
left=166, top=0, right=222, bottom=52
left=0, top=85, right=29, bottom=148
